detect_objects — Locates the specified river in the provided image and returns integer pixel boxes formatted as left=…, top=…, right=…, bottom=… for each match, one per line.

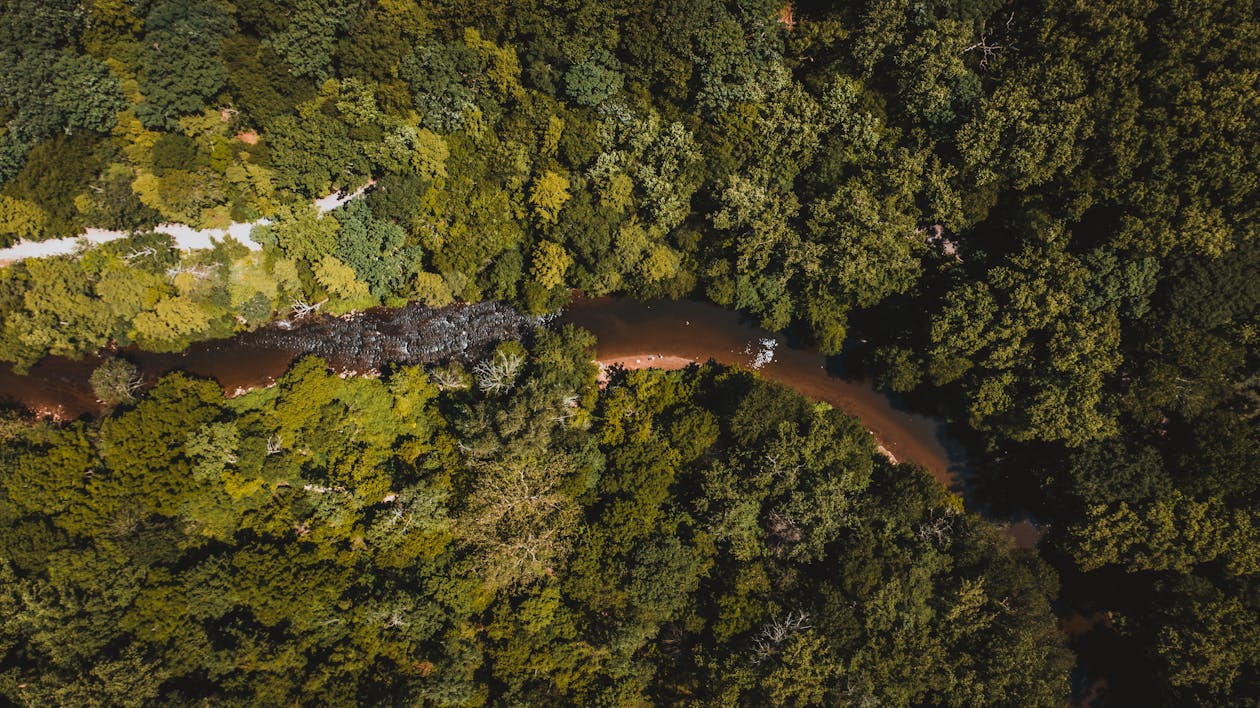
left=0, top=295, right=1042, bottom=543
left=0, top=296, right=962, bottom=480
left=557, top=297, right=967, bottom=486
left=1, top=184, right=966, bottom=488
left=0, top=300, right=530, bottom=420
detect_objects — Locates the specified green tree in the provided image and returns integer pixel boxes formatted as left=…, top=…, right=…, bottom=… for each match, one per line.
left=530, top=170, right=571, bottom=225
left=263, top=0, right=361, bottom=81
left=0, top=195, right=45, bottom=244
left=529, top=241, right=572, bottom=291
left=927, top=238, right=1121, bottom=445
left=89, top=357, right=142, bottom=406
left=313, top=254, right=374, bottom=312
left=565, top=50, right=623, bottom=107
left=1066, top=493, right=1259, bottom=575
left=129, top=296, right=214, bottom=351
left=457, top=453, right=583, bottom=591
left=52, top=53, right=125, bottom=132
left=3, top=132, right=99, bottom=238
left=134, top=0, right=233, bottom=129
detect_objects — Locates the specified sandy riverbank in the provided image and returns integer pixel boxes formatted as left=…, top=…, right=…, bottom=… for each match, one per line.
left=594, top=351, right=907, bottom=466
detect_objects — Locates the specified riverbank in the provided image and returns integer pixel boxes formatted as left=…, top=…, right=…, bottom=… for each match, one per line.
left=1, top=295, right=1043, bottom=547
left=595, top=352, right=903, bottom=464
left=0, top=187, right=959, bottom=489
left=0, top=300, right=529, bottom=419
left=586, top=331, right=1039, bottom=548
left=2, top=296, right=963, bottom=485
left=559, top=297, right=964, bottom=488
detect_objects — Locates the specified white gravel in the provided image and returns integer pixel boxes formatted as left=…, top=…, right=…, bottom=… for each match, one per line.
left=0, top=184, right=371, bottom=263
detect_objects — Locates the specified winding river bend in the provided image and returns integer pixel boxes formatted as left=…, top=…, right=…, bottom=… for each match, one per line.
left=2, top=295, right=1041, bottom=542
left=0, top=297, right=966, bottom=484
left=557, top=297, right=967, bottom=486
left=0, top=183, right=971, bottom=499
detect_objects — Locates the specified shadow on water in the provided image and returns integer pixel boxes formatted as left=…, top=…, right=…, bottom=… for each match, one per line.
left=822, top=353, right=974, bottom=487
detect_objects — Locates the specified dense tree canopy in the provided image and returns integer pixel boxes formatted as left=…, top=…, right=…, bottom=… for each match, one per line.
left=0, top=331, right=1070, bottom=704
left=0, top=0, right=1256, bottom=702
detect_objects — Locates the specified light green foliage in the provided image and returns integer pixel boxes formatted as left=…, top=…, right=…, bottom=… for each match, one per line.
left=0, top=340, right=1069, bottom=704
left=0, top=195, right=46, bottom=244
left=129, top=295, right=214, bottom=350
left=132, top=169, right=225, bottom=225
left=184, top=421, right=241, bottom=481
left=460, top=28, right=524, bottom=102
left=268, top=205, right=340, bottom=264
left=1068, top=493, right=1259, bottom=575
left=313, top=254, right=374, bottom=312
left=0, top=257, right=115, bottom=370
left=529, top=170, right=571, bottom=225
left=529, top=241, right=571, bottom=290
left=380, top=124, right=449, bottom=179
left=410, top=271, right=453, bottom=307
left=590, top=108, right=702, bottom=238
left=227, top=254, right=280, bottom=323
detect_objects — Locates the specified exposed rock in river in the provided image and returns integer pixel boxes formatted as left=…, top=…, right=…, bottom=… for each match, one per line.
left=222, top=300, right=533, bottom=370
left=0, top=300, right=534, bottom=420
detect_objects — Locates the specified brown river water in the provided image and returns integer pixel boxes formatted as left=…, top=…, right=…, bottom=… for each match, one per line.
left=0, top=296, right=986, bottom=507
left=556, top=299, right=1051, bottom=548
left=0, top=300, right=530, bottom=421
left=0, top=296, right=1044, bottom=544
left=557, top=297, right=966, bottom=486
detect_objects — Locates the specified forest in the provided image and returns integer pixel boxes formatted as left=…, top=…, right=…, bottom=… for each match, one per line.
left=0, top=330, right=1072, bottom=704
left=0, top=0, right=1257, bottom=704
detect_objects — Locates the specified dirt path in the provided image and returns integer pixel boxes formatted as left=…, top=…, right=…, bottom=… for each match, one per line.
left=0, top=183, right=372, bottom=263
